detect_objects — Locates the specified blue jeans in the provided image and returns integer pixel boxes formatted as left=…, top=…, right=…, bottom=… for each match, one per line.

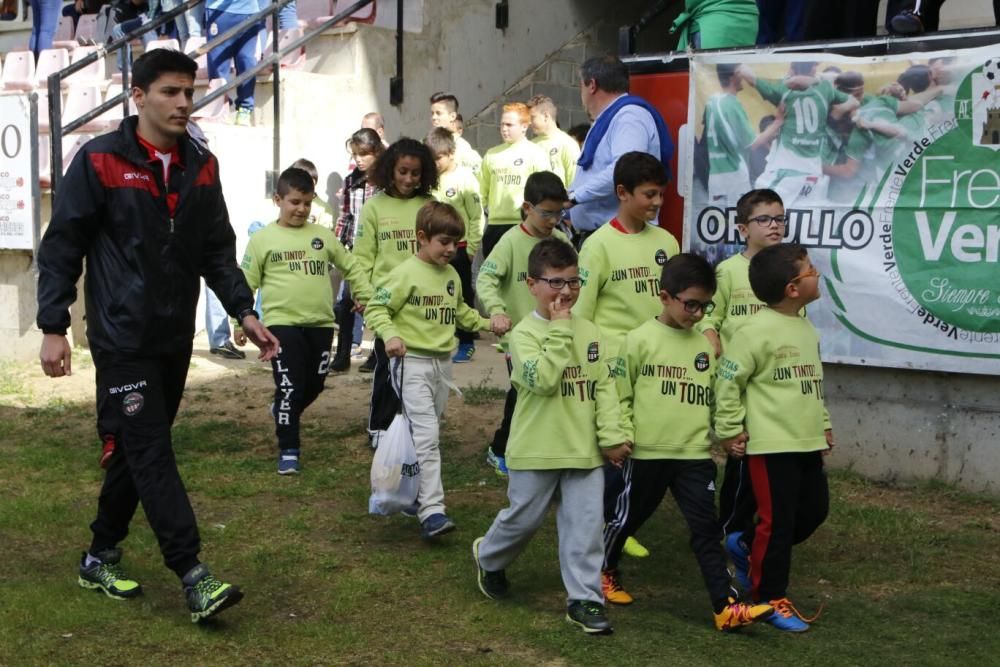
left=112, top=18, right=155, bottom=70
left=206, top=8, right=262, bottom=111
left=755, top=0, right=808, bottom=43
left=28, top=0, right=63, bottom=56
left=204, top=286, right=232, bottom=348
left=161, top=0, right=203, bottom=41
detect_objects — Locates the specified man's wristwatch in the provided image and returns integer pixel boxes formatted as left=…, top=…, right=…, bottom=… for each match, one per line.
left=236, top=308, right=259, bottom=327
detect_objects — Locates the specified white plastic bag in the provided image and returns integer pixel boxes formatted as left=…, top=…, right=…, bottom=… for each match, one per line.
left=368, top=411, right=421, bottom=515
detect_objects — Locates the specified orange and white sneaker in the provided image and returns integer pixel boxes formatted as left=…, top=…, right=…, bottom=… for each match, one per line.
left=601, top=568, right=634, bottom=605
left=713, top=597, right=774, bottom=631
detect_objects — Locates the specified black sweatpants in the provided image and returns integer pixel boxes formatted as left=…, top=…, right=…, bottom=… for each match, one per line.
left=333, top=281, right=356, bottom=363
left=746, top=451, right=829, bottom=602
left=89, top=346, right=200, bottom=579
left=719, top=455, right=757, bottom=537
left=804, top=0, right=879, bottom=40
left=269, top=325, right=334, bottom=451
left=482, top=223, right=514, bottom=259
left=451, top=247, right=476, bottom=345
left=368, top=337, right=400, bottom=432
left=603, top=458, right=733, bottom=611
left=489, top=355, right=516, bottom=457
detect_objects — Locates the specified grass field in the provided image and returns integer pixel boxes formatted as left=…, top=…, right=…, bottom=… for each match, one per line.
left=2, top=358, right=999, bottom=666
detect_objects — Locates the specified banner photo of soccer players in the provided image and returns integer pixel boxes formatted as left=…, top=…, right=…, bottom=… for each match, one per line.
left=686, top=48, right=1000, bottom=376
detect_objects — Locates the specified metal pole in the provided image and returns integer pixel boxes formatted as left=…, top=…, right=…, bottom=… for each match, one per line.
left=272, top=0, right=281, bottom=192
left=389, top=0, right=403, bottom=104
left=48, top=74, right=62, bottom=196
left=29, top=93, right=42, bottom=263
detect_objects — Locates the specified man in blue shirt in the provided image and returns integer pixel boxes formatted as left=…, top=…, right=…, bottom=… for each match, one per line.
left=567, top=55, right=672, bottom=246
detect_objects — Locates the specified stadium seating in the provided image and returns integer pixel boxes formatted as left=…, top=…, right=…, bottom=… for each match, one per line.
left=74, top=14, right=101, bottom=45
left=298, top=0, right=337, bottom=28
left=63, top=85, right=105, bottom=132
left=52, top=16, right=78, bottom=50
left=1, top=51, right=35, bottom=91
left=184, top=36, right=211, bottom=83
left=191, top=78, right=230, bottom=123
left=35, top=48, right=70, bottom=90
left=64, top=47, right=108, bottom=88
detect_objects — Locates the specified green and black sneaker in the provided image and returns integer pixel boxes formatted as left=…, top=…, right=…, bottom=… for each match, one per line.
left=566, top=600, right=613, bottom=635
left=78, top=548, right=143, bottom=600
left=182, top=564, right=244, bottom=624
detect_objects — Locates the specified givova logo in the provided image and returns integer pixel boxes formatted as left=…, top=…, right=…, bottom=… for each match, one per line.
left=891, top=63, right=1000, bottom=333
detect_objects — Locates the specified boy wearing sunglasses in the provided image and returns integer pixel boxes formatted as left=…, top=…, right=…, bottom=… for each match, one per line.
left=473, top=238, right=630, bottom=635
left=714, top=243, right=833, bottom=632
left=477, top=171, right=571, bottom=477
left=575, top=150, right=680, bottom=561
left=600, top=253, right=774, bottom=631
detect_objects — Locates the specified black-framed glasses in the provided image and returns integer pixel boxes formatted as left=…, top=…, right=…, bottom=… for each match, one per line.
left=747, top=214, right=789, bottom=226
left=534, top=276, right=582, bottom=290
left=529, top=203, right=570, bottom=220
left=670, top=295, right=715, bottom=314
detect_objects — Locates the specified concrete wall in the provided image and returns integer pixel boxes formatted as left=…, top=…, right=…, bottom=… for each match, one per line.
left=826, top=364, right=1000, bottom=494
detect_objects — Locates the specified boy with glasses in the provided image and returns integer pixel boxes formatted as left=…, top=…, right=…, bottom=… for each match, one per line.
left=601, top=254, right=774, bottom=631
left=473, top=237, right=631, bottom=635
left=574, top=151, right=680, bottom=561
left=477, top=172, right=571, bottom=477
left=714, top=244, right=833, bottom=632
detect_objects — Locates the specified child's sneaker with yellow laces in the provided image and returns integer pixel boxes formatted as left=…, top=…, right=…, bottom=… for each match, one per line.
left=713, top=597, right=774, bottom=631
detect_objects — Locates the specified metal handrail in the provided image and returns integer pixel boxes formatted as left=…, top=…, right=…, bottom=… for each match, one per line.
left=46, top=0, right=377, bottom=193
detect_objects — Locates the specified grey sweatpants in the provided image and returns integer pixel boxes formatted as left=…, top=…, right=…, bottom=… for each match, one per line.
left=477, top=467, right=604, bottom=605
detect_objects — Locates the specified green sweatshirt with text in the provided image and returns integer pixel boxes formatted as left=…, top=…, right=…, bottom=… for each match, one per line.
left=507, top=314, right=627, bottom=470
left=479, top=140, right=551, bottom=226
left=353, top=193, right=433, bottom=291
left=699, top=252, right=765, bottom=346
left=240, top=222, right=373, bottom=327
left=364, top=255, right=490, bottom=356
left=574, top=222, right=681, bottom=364
left=476, top=225, right=570, bottom=336
left=619, top=318, right=716, bottom=460
left=432, top=166, right=483, bottom=257
left=714, top=307, right=832, bottom=455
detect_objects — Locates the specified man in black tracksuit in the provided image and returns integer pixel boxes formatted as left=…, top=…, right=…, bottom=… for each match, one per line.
left=36, top=49, right=278, bottom=623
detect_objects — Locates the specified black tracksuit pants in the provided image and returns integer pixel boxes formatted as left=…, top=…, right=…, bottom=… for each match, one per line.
left=451, top=247, right=476, bottom=346
left=482, top=223, right=513, bottom=259
left=746, top=451, right=829, bottom=602
left=368, top=337, right=400, bottom=432
left=603, top=458, right=734, bottom=611
left=269, top=325, right=334, bottom=451
left=489, top=355, right=516, bottom=458
left=719, top=454, right=757, bottom=537
left=89, top=346, right=200, bottom=579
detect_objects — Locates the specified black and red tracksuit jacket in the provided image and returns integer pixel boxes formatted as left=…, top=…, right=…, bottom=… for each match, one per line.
left=36, top=116, right=254, bottom=355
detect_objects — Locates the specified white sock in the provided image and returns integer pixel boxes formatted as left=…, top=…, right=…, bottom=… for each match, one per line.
left=84, top=553, right=102, bottom=567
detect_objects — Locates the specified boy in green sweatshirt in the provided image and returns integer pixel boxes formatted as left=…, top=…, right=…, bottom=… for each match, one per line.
left=600, top=253, right=773, bottom=632
left=714, top=243, right=834, bottom=633
left=237, top=167, right=374, bottom=475
left=479, top=102, right=552, bottom=258
left=472, top=238, right=631, bottom=635
left=700, top=188, right=786, bottom=544
left=426, top=127, right=484, bottom=364
left=365, top=202, right=509, bottom=539
left=574, top=150, right=680, bottom=559
left=476, top=171, right=570, bottom=478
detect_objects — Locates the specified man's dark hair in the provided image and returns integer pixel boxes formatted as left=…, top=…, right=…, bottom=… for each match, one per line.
left=290, top=158, right=318, bottom=183
left=749, top=243, right=808, bottom=305
left=898, top=64, right=932, bottom=93
left=735, top=188, right=783, bottom=226
left=369, top=137, right=439, bottom=196
left=424, top=127, right=456, bottom=157
left=429, top=91, right=459, bottom=113
left=567, top=123, right=590, bottom=147
left=580, top=55, right=629, bottom=93
left=717, top=63, right=738, bottom=88
left=614, top=151, right=667, bottom=192
left=528, top=237, right=577, bottom=279
left=276, top=167, right=316, bottom=197
left=132, top=48, right=197, bottom=92
left=659, top=253, right=717, bottom=295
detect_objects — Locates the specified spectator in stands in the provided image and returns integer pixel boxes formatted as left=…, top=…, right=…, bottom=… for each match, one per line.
left=28, top=0, right=63, bottom=56
left=155, top=0, right=204, bottom=42
left=567, top=55, right=673, bottom=248
left=2, top=0, right=18, bottom=20
left=206, top=0, right=262, bottom=126
left=62, top=0, right=108, bottom=31
left=669, top=0, right=759, bottom=50
left=107, top=0, right=153, bottom=69
left=755, top=0, right=808, bottom=44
